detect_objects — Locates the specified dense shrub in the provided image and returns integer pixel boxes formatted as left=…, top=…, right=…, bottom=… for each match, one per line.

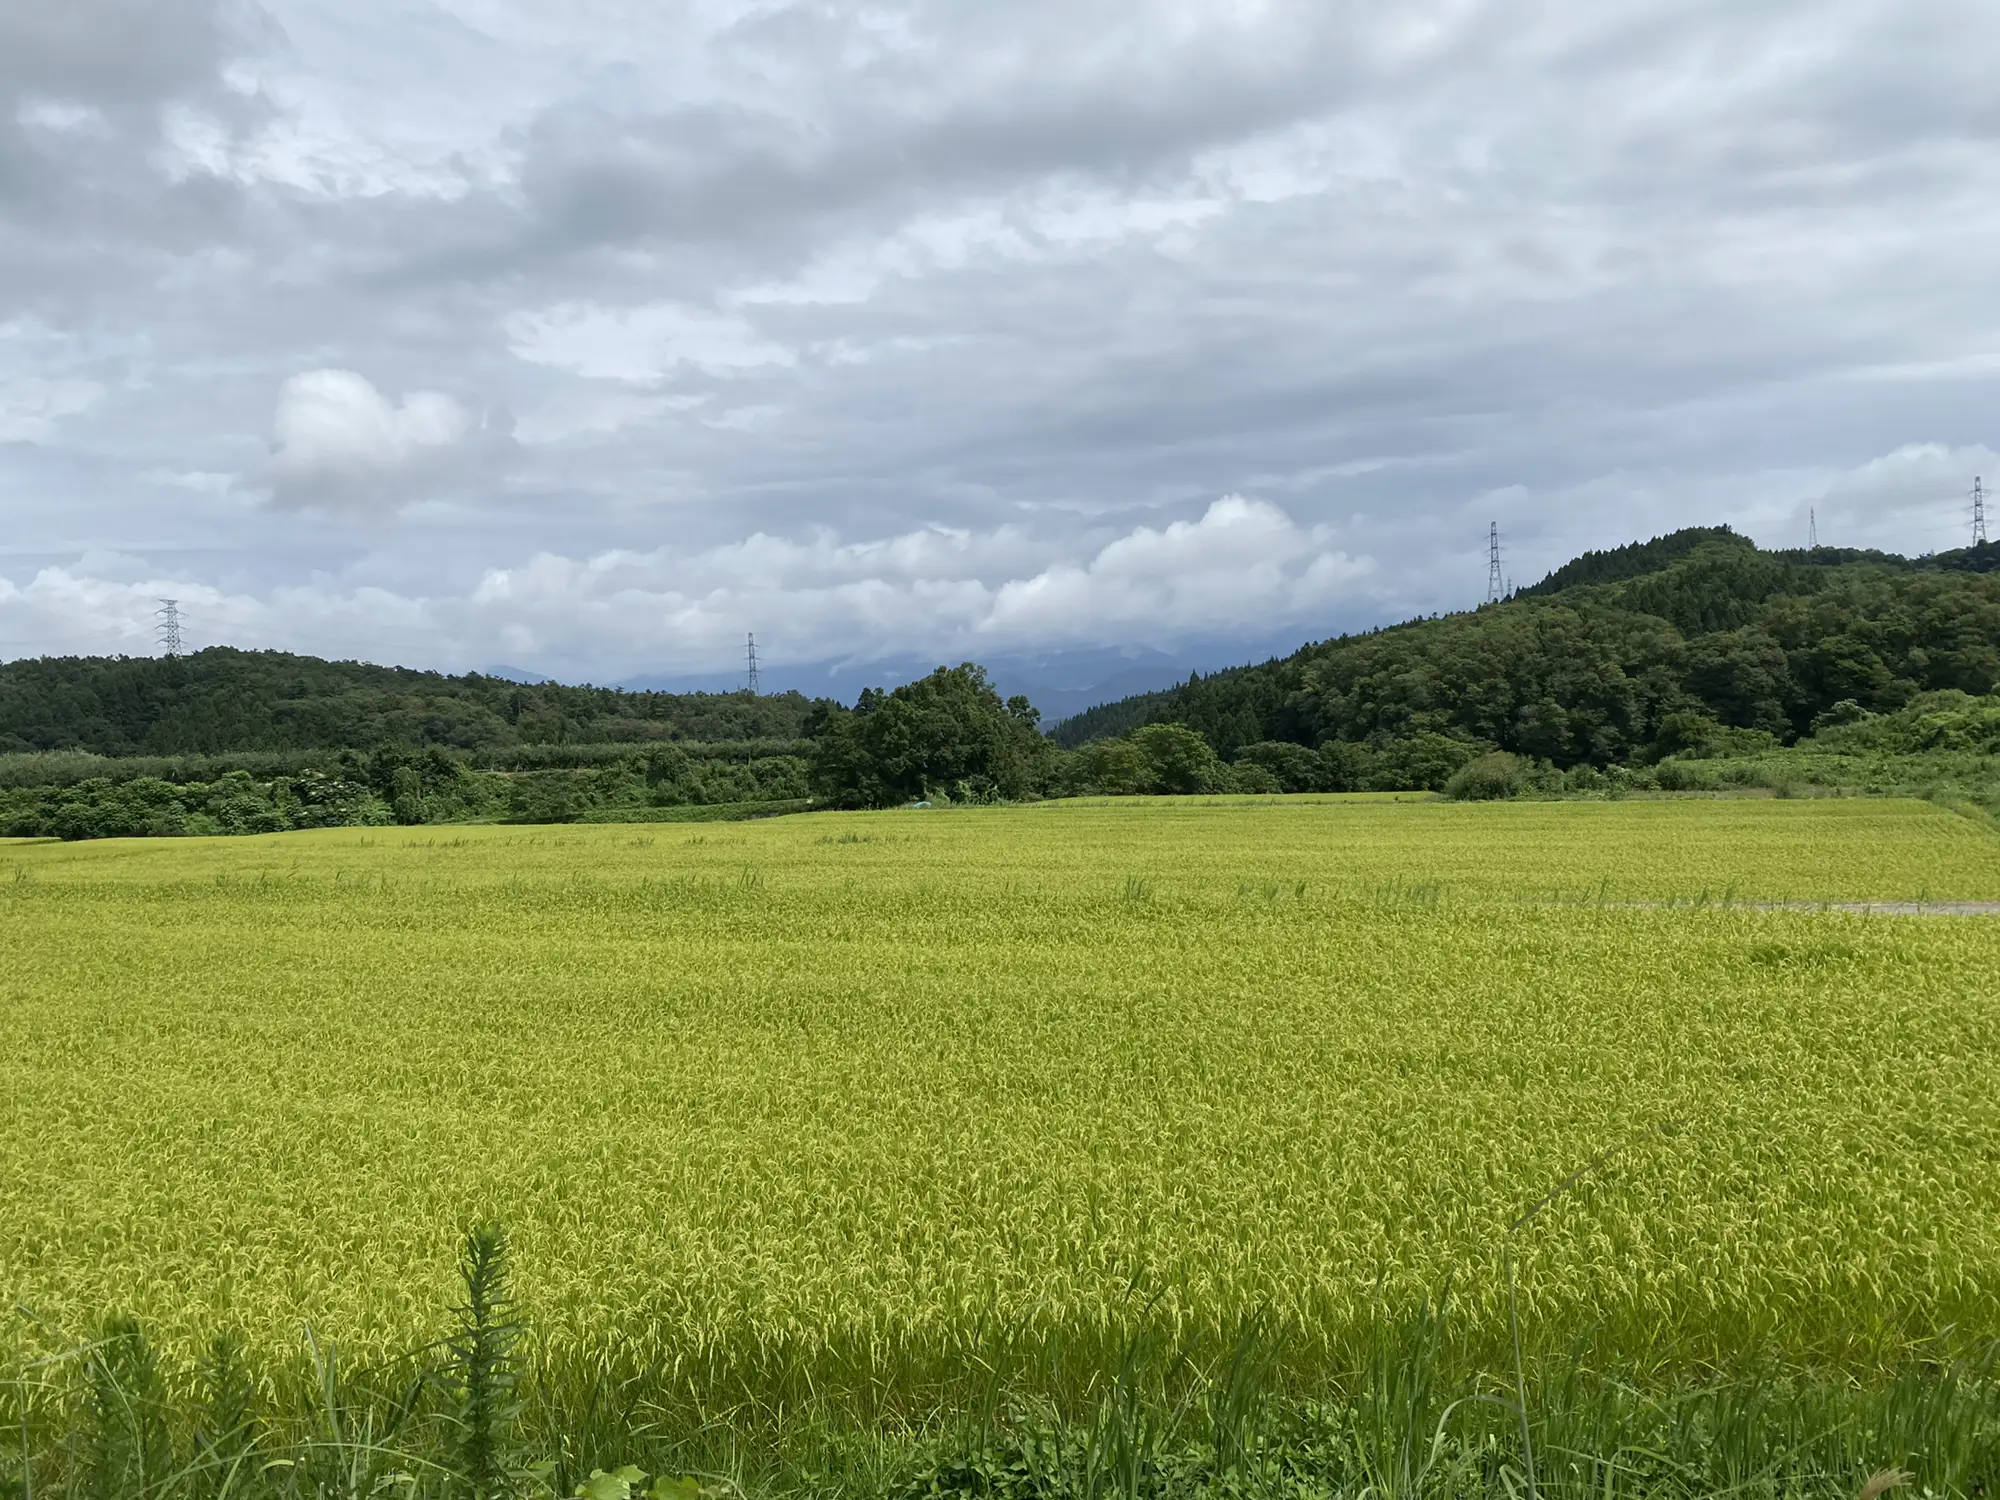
left=0, top=748, right=811, bottom=840
left=1444, top=752, right=1528, bottom=801
left=1127, top=724, right=1227, bottom=794
left=1369, top=732, right=1483, bottom=792
left=1233, top=740, right=1326, bottom=792
left=1228, top=762, right=1283, bottom=794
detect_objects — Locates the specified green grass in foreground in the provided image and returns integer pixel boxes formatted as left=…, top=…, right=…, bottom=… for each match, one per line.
left=4, top=798, right=2000, bottom=1495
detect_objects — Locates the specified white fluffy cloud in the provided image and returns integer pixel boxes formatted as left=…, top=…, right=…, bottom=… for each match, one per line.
left=265, top=369, right=479, bottom=511
left=468, top=495, right=1368, bottom=667
left=0, top=494, right=1371, bottom=675
left=1810, top=443, right=2000, bottom=552
left=0, top=563, right=440, bottom=662
left=983, top=497, right=1368, bottom=641
left=3, top=428, right=1991, bottom=680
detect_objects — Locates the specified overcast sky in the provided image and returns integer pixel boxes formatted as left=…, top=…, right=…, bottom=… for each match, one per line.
left=1, top=0, right=1996, bottom=680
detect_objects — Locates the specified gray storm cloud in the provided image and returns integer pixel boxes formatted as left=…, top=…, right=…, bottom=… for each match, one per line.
left=1, top=0, right=1996, bottom=674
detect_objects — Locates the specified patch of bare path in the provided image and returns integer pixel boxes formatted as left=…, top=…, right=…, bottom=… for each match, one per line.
left=1769, top=900, right=2000, bottom=916
left=1613, top=899, right=2000, bottom=917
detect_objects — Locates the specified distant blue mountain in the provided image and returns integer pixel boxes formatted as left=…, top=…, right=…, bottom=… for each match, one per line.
left=483, top=636, right=1313, bottom=724
left=611, top=640, right=1302, bottom=724
left=482, top=663, right=559, bottom=684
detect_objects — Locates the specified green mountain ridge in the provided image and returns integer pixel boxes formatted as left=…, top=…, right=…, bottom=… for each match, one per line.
left=1052, top=528, right=2000, bottom=762
left=0, top=649, right=821, bottom=757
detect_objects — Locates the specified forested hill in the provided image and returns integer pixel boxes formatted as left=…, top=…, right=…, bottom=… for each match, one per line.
left=0, top=648, right=820, bottom=755
left=1052, top=529, right=2000, bottom=761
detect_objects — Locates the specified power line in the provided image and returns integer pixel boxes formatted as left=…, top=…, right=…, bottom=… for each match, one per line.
left=745, top=631, right=759, bottom=695
left=1486, top=521, right=1504, bottom=604
left=155, top=598, right=183, bottom=657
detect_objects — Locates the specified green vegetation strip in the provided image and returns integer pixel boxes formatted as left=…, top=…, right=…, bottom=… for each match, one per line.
left=571, top=798, right=813, bottom=824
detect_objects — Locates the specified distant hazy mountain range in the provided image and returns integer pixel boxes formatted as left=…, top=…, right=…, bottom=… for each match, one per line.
left=486, top=641, right=1306, bottom=724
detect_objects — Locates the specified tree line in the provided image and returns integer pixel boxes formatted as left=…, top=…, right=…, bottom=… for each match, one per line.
left=0, top=648, right=817, bottom=756
left=1, top=744, right=811, bottom=840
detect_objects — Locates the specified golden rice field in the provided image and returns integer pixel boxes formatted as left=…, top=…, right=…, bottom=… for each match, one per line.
left=4, top=796, right=2000, bottom=1408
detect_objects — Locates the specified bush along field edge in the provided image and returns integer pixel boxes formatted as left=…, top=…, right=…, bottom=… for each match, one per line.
left=7, top=671, right=1998, bottom=840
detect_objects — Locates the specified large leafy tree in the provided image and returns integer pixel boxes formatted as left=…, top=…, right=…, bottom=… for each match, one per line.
left=807, top=665, right=1051, bottom=808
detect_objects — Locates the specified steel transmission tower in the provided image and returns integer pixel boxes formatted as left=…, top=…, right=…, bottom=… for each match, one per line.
left=1976, top=477, right=1989, bottom=547
left=1809, top=507, right=1818, bottom=548
left=155, top=598, right=183, bottom=657
left=1485, top=522, right=1504, bottom=604
left=745, top=632, right=760, bottom=695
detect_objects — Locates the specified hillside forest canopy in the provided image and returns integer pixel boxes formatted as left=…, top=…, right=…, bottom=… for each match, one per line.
left=0, top=651, right=818, bottom=756
left=3, top=525, right=1999, bottom=836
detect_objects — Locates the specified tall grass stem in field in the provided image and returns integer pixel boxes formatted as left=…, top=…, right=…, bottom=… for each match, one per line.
left=449, top=1225, right=524, bottom=1500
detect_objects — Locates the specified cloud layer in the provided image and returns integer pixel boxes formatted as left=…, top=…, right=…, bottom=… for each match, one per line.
left=1, top=0, right=1996, bottom=678
left=266, top=369, right=483, bottom=510
left=0, top=496, right=1364, bottom=670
